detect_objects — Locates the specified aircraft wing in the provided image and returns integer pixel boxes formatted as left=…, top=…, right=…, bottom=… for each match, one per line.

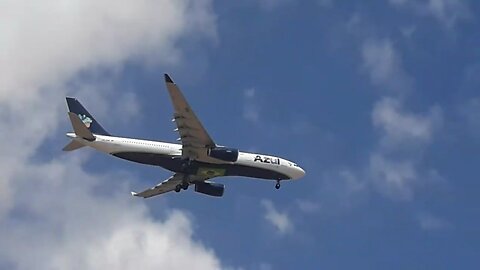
left=131, top=173, right=208, bottom=198
left=164, top=74, right=216, bottom=160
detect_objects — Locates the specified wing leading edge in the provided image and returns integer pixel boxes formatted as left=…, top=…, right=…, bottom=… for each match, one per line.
left=164, top=74, right=216, bottom=160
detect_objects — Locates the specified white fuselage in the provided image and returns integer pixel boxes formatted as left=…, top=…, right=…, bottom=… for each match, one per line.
left=66, top=133, right=305, bottom=181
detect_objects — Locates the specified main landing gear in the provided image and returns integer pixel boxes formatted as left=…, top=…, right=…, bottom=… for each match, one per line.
left=175, top=183, right=188, bottom=192
left=175, top=181, right=189, bottom=193
left=275, top=180, right=281, bottom=190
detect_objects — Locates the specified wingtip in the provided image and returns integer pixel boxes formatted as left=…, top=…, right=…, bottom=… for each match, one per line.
left=131, top=191, right=138, bottom=196
left=164, top=73, right=173, bottom=83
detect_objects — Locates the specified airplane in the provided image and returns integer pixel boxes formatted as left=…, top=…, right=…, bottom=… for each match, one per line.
left=63, top=74, right=305, bottom=198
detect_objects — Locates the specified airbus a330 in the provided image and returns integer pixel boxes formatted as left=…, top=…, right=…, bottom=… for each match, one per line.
left=63, top=74, right=305, bottom=198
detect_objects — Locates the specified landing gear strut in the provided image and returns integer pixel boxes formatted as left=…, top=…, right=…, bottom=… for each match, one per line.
left=180, top=158, right=193, bottom=173
left=275, top=180, right=281, bottom=190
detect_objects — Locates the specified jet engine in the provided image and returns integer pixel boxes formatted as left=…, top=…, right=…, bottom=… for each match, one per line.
left=207, top=147, right=239, bottom=162
left=194, top=181, right=224, bottom=197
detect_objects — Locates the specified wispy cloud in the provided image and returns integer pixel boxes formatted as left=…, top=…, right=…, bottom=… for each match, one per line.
left=73, top=79, right=142, bottom=126
left=261, top=199, right=293, bottom=235
left=317, top=0, right=333, bottom=8
left=296, top=199, right=321, bottom=214
left=317, top=169, right=368, bottom=210
left=389, top=0, right=472, bottom=28
left=368, top=104, right=443, bottom=201
left=360, top=38, right=443, bottom=201
left=257, top=0, right=294, bottom=11
left=460, top=97, right=480, bottom=135
left=361, top=38, right=413, bottom=93
left=243, top=88, right=261, bottom=124
left=372, top=97, right=442, bottom=147
left=369, top=154, right=418, bottom=201
left=418, top=213, right=452, bottom=231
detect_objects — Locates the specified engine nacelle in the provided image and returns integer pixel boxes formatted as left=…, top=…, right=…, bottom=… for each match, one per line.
left=195, top=182, right=225, bottom=197
left=207, top=147, right=239, bottom=162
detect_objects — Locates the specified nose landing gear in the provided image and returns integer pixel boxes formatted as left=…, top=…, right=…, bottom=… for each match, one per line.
left=275, top=180, right=281, bottom=190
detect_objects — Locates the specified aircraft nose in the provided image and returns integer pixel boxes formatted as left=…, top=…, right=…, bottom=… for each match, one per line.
left=291, top=166, right=306, bottom=180
left=298, top=167, right=306, bottom=178
left=301, top=166, right=306, bottom=174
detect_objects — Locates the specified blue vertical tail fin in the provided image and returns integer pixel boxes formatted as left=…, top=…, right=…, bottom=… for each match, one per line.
left=66, top=97, right=110, bottom=136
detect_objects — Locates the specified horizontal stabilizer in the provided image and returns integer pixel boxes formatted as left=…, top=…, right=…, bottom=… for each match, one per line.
left=68, top=112, right=95, bottom=141
left=62, top=140, right=85, bottom=151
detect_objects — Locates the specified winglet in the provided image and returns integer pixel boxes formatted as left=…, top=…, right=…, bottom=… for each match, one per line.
left=130, top=191, right=138, bottom=196
left=164, top=73, right=174, bottom=83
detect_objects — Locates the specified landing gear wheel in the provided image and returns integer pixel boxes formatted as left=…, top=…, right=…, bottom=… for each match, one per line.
left=175, top=184, right=182, bottom=192
left=182, top=182, right=189, bottom=190
left=275, top=181, right=281, bottom=190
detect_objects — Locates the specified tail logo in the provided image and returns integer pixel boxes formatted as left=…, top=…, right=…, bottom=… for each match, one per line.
left=78, top=114, right=93, bottom=128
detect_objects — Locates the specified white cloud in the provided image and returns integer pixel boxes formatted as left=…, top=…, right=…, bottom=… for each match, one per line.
left=389, top=0, right=471, bottom=28
left=0, top=0, right=216, bottom=213
left=390, top=0, right=409, bottom=4
left=361, top=38, right=413, bottom=93
left=418, top=213, right=451, bottom=231
left=317, top=0, right=333, bottom=8
left=243, top=88, right=260, bottom=124
left=0, top=1, right=226, bottom=269
left=258, top=263, right=273, bottom=270
left=317, top=169, right=368, bottom=210
left=361, top=38, right=443, bottom=202
left=72, top=79, right=141, bottom=126
left=460, top=97, right=480, bottom=135
left=369, top=154, right=418, bottom=201
left=261, top=200, right=293, bottom=235
left=0, top=0, right=216, bottom=104
left=0, top=158, right=223, bottom=270
left=258, top=0, right=294, bottom=11
left=368, top=97, right=442, bottom=201
left=296, top=199, right=321, bottom=214
left=400, top=25, right=417, bottom=39
left=372, top=97, right=442, bottom=146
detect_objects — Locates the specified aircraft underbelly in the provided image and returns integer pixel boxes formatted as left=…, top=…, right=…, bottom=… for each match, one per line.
left=112, top=152, right=290, bottom=180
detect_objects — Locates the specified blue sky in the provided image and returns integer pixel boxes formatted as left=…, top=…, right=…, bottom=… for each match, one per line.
left=1, top=1, right=479, bottom=269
